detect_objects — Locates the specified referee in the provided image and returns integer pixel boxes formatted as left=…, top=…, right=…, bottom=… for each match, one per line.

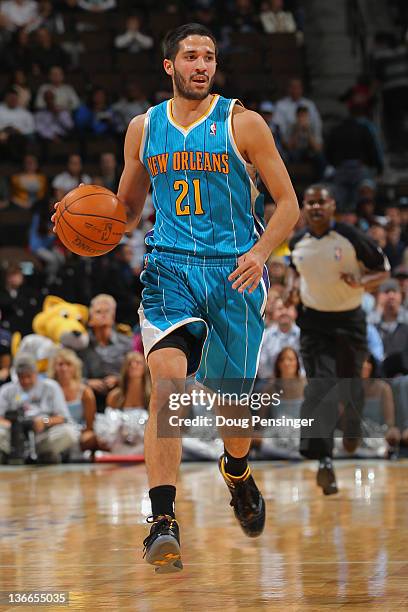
left=289, top=184, right=389, bottom=494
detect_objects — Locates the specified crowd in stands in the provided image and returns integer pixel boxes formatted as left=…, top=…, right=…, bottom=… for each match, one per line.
left=0, top=0, right=407, bottom=463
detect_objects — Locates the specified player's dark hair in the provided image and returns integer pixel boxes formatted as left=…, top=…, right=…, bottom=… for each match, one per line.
left=304, top=183, right=336, bottom=200
left=162, top=23, right=217, bottom=61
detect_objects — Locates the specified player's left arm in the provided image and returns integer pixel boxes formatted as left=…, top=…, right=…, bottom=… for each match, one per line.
left=229, top=108, right=299, bottom=293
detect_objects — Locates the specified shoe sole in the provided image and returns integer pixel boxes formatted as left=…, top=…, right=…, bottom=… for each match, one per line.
left=317, top=470, right=338, bottom=496
left=145, top=535, right=183, bottom=573
left=235, top=496, right=266, bottom=537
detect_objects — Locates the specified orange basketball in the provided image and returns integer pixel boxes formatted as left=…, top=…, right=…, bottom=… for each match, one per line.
left=55, top=184, right=127, bottom=257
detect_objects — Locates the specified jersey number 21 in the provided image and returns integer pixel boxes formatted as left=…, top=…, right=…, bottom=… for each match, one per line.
left=174, top=179, right=204, bottom=216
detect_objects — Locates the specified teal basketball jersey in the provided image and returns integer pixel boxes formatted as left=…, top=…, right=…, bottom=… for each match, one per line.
left=139, top=94, right=264, bottom=257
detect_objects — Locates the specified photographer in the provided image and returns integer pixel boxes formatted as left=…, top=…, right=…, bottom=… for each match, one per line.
left=0, top=353, right=79, bottom=463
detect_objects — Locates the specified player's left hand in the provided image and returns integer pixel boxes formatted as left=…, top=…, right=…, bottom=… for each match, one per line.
left=228, top=250, right=265, bottom=294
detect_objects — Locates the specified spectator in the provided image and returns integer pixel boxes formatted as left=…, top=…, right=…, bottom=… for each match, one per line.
left=74, top=87, right=115, bottom=135
left=274, top=78, right=322, bottom=144
left=57, top=0, right=80, bottom=13
left=369, top=277, right=408, bottom=322
left=259, top=0, right=297, bottom=34
left=0, top=263, right=41, bottom=336
left=49, top=348, right=108, bottom=452
left=0, top=176, right=10, bottom=209
left=385, top=204, right=402, bottom=226
left=35, top=65, right=80, bottom=112
left=361, top=353, right=400, bottom=447
left=106, top=351, right=150, bottom=410
left=0, top=87, right=34, bottom=136
left=76, top=294, right=132, bottom=412
left=368, top=222, right=387, bottom=250
left=340, top=74, right=376, bottom=119
left=373, top=32, right=408, bottom=151
left=393, top=264, right=408, bottom=308
left=2, top=28, right=32, bottom=72
left=326, top=107, right=384, bottom=212
left=285, top=105, right=325, bottom=179
left=10, top=154, right=47, bottom=210
left=31, top=27, right=69, bottom=74
left=35, top=88, right=74, bottom=142
left=95, top=243, right=142, bottom=326
left=29, top=196, right=65, bottom=284
left=0, top=0, right=39, bottom=31
left=0, top=310, right=11, bottom=384
left=0, top=88, right=34, bottom=161
left=384, top=221, right=406, bottom=268
left=262, top=288, right=281, bottom=327
left=271, top=346, right=305, bottom=407
left=255, top=347, right=305, bottom=454
left=9, top=68, right=31, bottom=108
left=399, top=201, right=408, bottom=243
left=0, top=353, right=78, bottom=464
left=192, top=3, right=224, bottom=43
left=385, top=204, right=408, bottom=252
left=77, top=0, right=116, bottom=11
left=112, top=82, right=149, bottom=133
left=98, top=152, right=119, bottom=192
left=274, top=346, right=303, bottom=380
left=356, top=180, right=377, bottom=231
left=114, top=15, right=153, bottom=53
left=257, top=300, right=300, bottom=379
left=52, top=154, right=92, bottom=200
left=229, top=0, right=260, bottom=33
left=27, top=0, right=65, bottom=35
left=371, top=279, right=408, bottom=374
left=125, top=191, right=154, bottom=274
left=267, top=255, right=288, bottom=286
left=259, top=100, right=285, bottom=158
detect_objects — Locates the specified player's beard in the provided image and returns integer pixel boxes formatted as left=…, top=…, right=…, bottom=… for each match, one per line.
left=173, top=68, right=214, bottom=100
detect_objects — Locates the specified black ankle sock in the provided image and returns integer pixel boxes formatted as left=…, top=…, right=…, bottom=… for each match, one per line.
left=149, top=485, right=176, bottom=519
left=223, top=448, right=249, bottom=477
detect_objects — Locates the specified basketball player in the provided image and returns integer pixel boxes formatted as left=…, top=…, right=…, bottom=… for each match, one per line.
left=117, top=24, right=299, bottom=572
left=289, top=184, right=389, bottom=495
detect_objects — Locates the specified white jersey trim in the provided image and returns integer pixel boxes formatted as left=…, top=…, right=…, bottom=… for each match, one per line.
left=166, top=94, right=220, bottom=137
left=227, top=99, right=247, bottom=167
left=139, top=108, right=151, bottom=163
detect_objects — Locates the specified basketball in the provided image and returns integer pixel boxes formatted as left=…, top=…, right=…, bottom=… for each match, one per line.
left=54, top=184, right=127, bottom=257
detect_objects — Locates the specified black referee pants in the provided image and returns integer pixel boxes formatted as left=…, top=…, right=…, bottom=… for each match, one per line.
left=298, top=306, right=367, bottom=460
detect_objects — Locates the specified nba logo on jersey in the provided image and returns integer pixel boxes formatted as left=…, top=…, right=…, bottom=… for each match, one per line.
left=210, top=122, right=217, bottom=135
left=334, top=247, right=342, bottom=261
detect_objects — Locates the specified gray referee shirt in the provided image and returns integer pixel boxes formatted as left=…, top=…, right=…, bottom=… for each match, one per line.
left=289, top=222, right=390, bottom=312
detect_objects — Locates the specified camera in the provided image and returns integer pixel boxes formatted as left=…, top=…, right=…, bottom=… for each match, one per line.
left=4, top=406, right=34, bottom=464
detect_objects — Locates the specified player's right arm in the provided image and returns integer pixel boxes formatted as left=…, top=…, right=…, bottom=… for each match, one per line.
left=117, top=114, right=151, bottom=232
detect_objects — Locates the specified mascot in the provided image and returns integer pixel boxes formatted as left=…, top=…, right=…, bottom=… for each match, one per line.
left=12, top=296, right=89, bottom=372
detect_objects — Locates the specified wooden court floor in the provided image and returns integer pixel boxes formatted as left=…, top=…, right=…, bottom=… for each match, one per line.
left=1, top=459, right=408, bottom=611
